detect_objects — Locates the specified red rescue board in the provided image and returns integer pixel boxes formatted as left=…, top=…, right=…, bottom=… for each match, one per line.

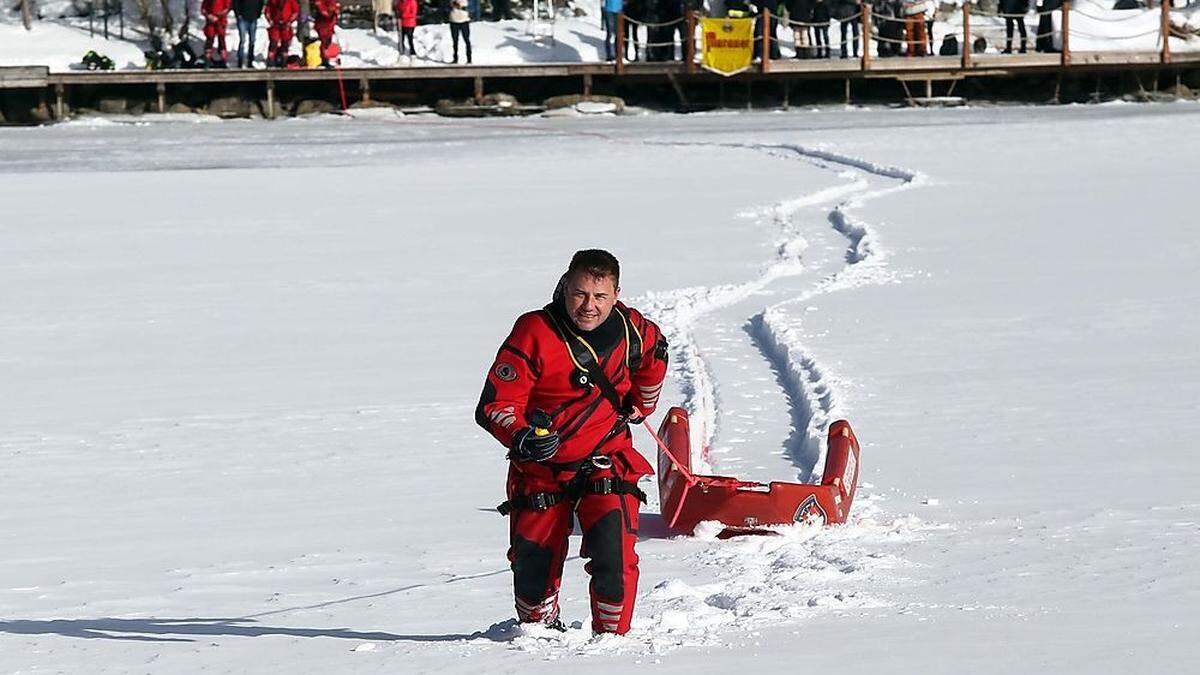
left=655, top=406, right=861, bottom=536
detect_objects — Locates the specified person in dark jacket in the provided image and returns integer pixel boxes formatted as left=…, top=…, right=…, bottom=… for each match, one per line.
left=787, top=0, right=814, bottom=58
left=999, top=0, right=1029, bottom=53
left=647, top=0, right=682, bottom=61
left=233, top=0, right=265, bottom=67
left=811, top=0, right=831, bottom=57
left=874, top=0, right=903, bottom=56
left=619, top=0, right=643, bottom=61
left=831, top=0, right=860, bottom=58
left=1035, top=0, right=1061, bottom=52
left=753, top=0, right=782, bottom=60
left=644, top=0, right=666, bottom=61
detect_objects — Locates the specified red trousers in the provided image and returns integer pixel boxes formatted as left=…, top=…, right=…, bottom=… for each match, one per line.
left=507, top=463, right=641, bottom=634
left=204, top=19, right=229, bottom=58
left=904, top=14, right=927, bottom=57
left=268, top=24, right=295, bottom=63
left=314, top=18, right=336, bottom=50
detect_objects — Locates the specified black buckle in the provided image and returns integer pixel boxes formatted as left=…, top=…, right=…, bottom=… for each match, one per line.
left=530, top=492, right=554, bottom=510
left=591, top=477, right=615, bottom=495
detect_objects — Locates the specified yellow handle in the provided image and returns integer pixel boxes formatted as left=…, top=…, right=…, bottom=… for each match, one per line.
left=534, top=427, right=550, bottom=437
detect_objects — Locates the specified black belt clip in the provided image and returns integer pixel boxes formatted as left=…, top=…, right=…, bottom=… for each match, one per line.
left=528, top=492, right=556, bottom=510
left=591, top=476, right=616, bottom=495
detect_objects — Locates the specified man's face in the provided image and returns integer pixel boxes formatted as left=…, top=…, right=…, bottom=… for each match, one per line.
left=563, top=271, right=619, bottom=332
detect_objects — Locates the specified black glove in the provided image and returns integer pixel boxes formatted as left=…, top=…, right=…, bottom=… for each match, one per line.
left=619, top=397, right=644, bottom=425
left=510, top=426, right=560, bottom=463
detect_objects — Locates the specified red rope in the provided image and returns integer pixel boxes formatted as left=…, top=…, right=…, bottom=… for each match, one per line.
left=641, top=419, right=699, bottom=486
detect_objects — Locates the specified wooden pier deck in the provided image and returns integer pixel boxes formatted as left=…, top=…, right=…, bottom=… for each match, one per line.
left=2, top=49, right=1198, bottom=118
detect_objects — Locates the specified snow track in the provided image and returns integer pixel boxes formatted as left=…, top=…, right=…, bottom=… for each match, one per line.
left=640, top=140, right=925, bottom=481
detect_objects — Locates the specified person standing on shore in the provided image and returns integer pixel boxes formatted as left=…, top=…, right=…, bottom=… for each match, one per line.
left=396, top=0, right=418, bottom=61
left=265, top=0, right=300, bottom=67
left=202, top=0, right=233, bottom=67
left=448, top=0, right=473, bottom=63
left=233, top=0, right=265, bottom=67
left=312, top=0, right=340, bottom=66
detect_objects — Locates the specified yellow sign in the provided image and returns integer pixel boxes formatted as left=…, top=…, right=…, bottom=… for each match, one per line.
left=700, top=18, right=754, bottom=76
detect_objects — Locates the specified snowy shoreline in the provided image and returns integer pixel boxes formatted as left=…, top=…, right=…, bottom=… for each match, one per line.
left=2, top=0, right=1198, bottom=72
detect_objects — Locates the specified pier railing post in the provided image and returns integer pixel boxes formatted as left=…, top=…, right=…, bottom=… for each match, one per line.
left=962, top=2, right=971, bottom=69
left=616, top=12, right=626, bottom=75
left=686, top=10, right=697, bottom=74
left=1160, top=0, right=1171, bottom=64
left=1061, top=0, right=1071, bottom=66
left=862, top=5, right=872, bottom=71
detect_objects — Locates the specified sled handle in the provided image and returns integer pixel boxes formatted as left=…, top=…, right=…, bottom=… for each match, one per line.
left=641, top=419, right=699, bottom=486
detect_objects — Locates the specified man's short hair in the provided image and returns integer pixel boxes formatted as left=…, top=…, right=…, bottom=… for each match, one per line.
left=566, top=249, right=620, bottom=288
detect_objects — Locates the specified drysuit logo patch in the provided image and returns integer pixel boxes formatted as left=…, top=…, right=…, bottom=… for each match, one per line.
left=494, top=362, right=518, bottom=382
left=793, top=495, right=827, bottom=526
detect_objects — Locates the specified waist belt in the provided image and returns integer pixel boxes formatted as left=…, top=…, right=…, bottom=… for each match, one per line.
left=496, top=476, right=647, bottom=516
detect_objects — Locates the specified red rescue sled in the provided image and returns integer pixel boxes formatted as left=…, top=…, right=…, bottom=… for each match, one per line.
left=648, top=406, right=861, bottom=536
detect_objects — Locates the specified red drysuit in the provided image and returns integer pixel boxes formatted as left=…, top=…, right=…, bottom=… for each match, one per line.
left=477, top=298, right=668, bottom=634
left=265, top=0, right=300, bottom=66
left=397, top=0, right=417, bottom=28
left=202, top=0, right=233, bottom=62
left=313, top=0, right=340, bottom=58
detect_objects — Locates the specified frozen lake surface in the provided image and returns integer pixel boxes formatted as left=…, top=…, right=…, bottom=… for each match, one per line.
left=2, top=103, right=1199, bottom=673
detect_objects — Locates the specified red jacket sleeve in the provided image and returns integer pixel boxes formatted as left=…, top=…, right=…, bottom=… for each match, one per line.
left=475, top=313, right=542, bottom=449
left=626, top=308, right=668, bottom=418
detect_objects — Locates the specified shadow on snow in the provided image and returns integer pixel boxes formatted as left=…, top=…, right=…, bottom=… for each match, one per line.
left=0, top=616, right=523, bottom=643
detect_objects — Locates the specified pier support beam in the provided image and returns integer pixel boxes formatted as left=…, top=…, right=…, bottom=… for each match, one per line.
left=360, top=77, right=371, bottom=105
left=156, top=81, right=166, bottom=113
left=54, top=82, right=66, bottom=120
left=266, top=79, right=276, bottom=119
left=474, top=76, right=484, bottom=103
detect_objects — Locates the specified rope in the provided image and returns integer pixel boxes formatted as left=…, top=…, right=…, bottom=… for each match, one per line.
left=872, top=33, right=922, bottom=44
left=1072, top=8, right=1157, bottom=21
left=771, top=34, right=856, bottom=47
left=624, top=16, right=685, bottom=28
left=784, top=12, right=862, bottom=28
left=873, top=13, right=915, bottom=24
left=1071, top=28, right=1165, bottom=38
left=994, top=9, right=1059, bottom=18
left=970, top=27, right=1058, bottom=38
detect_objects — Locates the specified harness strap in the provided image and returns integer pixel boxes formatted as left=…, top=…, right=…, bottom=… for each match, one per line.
left=496, top=477, right=647, bottom=516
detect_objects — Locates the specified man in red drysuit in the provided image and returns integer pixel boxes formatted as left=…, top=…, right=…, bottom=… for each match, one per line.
left=476, top=249, right=669, bottom=635
left=265, top=0, right=300, bottom=67
left=202, top=0, right=233, bottom=66
left=312, top=0, right=340, bottom=65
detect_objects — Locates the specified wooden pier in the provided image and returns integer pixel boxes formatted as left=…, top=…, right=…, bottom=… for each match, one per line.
left=2, top=7, right=1198, bottom=121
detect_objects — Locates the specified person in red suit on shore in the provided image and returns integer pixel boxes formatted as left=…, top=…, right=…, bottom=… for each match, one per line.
left=202, top=0, right=233, bottom=67
left=312, top=0, right=341, bottom=66
left=395, top=0, right=418, bottom=60
left=265, top=0, right=300, bottom=67
left=476, top=249, right=669, bottom=635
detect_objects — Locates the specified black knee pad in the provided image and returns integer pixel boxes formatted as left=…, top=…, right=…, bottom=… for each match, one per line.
left=511, top=535, right=554, bottom=605
left=582, top=510, right=624, bottom=601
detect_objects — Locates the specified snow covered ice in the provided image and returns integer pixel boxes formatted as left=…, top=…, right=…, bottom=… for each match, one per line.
left=3, top=102, right=1200, bottom=673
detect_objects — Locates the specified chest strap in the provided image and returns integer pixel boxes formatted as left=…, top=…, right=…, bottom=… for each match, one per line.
left=496, top=477, right=647, bottom=516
